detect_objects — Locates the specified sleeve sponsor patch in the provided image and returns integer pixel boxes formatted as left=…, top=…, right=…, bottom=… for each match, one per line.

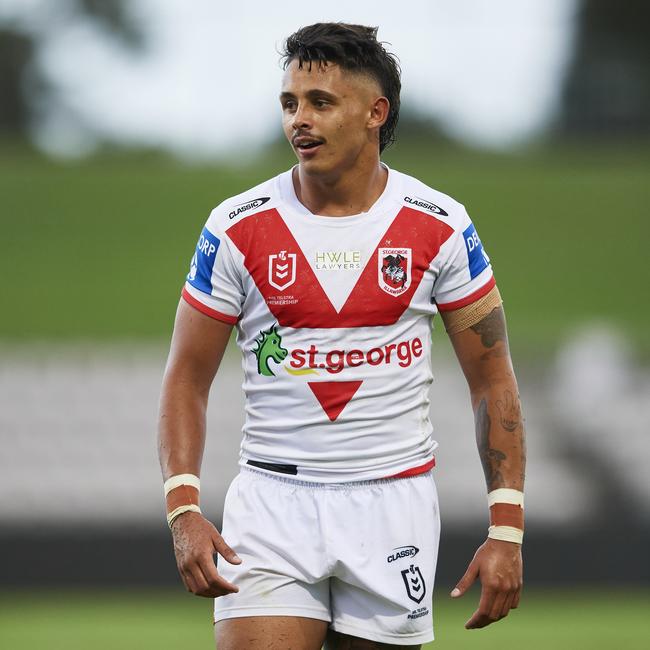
left=187, top=227, right=220, bottom=294
left=462, top=223, right=490, bottom=279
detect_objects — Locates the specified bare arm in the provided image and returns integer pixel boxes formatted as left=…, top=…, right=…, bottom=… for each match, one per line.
left=158, top=299, right=241, bottom=597
left=441, top=304, right=526, bottom=628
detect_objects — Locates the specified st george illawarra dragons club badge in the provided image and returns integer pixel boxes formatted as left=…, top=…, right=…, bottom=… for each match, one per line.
left=378, top=248, right=412, bottom=296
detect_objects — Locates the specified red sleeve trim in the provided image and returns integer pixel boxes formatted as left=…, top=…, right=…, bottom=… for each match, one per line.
left=386, top=457, right=436, bottom=479
left=181, top=287, right=239, bottom=325
left=436, top=276, right=496, bottom=312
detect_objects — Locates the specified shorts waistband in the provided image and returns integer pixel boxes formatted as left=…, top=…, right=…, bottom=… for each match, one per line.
left=241, top=464, right=433, bottom=489
left=246, top=459, right=297, bottom=475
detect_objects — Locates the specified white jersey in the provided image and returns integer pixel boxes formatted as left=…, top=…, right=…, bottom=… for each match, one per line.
left=182, top=165, right=495, bottom=482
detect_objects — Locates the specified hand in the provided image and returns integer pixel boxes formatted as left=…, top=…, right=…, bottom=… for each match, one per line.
left=450, top=538, right=522, bottom=629
left=170, top=511, right=242, bottom=597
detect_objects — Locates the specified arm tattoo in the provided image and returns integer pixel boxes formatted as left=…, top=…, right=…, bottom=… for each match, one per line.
left=475, top=398, right=506, bottom=490
left=496, top=389, right=521, bottom=433
left=470, top=306, right=507, bottom=348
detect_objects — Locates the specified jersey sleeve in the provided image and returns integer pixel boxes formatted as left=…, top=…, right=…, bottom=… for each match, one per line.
left=181, top=212, right=244, bottom=324
left=433, top=209, right=496, bottom=312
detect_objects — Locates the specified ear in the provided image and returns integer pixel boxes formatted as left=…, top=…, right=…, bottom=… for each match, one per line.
left=367, top=96, right=390, bottom=130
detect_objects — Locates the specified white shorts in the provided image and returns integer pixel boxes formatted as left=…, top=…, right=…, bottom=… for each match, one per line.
left=214, top=467, right=440, bottom=645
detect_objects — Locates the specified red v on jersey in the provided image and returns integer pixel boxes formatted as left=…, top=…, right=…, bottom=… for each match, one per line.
left=226, top=207, right=454, bottom=328
left=308, top=381, right=363, bottom=422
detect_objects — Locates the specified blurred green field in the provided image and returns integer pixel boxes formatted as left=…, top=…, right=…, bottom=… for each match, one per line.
left=1, top=141, right=648, bottom=356
left=0, top=588, right=648, bottom=649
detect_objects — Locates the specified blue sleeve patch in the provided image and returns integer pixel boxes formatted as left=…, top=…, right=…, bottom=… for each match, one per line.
left=462, top=223, right=490, bottom=279
left=187, top=227, right=220, bottom=294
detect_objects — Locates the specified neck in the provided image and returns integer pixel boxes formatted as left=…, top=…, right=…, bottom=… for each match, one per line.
left=293, top=156, right=388, bottom=217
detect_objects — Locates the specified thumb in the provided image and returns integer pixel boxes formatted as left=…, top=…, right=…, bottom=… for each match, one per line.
left=212, top=532, right=242, bottom=565
left=450, top=561, right=478, bottom=598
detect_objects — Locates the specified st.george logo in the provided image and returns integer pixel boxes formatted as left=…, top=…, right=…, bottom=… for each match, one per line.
left=378, top=248, right=412, bottom=296
left=269, top=250, right=297, bottom=291
left=401, top=564, right=426, bottom=604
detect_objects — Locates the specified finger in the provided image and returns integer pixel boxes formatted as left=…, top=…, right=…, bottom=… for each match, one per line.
left=451, top=560, right=479, bottom=598
left=512, top=587, right=521, bottom=609
left=212, top=533, right=241, bottom=565
left=499, top=591, right=515, bottom=619
left=178, top=569, right=191, bottom=592
left=179, top=566, right=199, bottom=594
left=176, top=558, right=193, bottom=592
left=488, top=590, right=508, bottom=622
left=186, top=563, right=212, bottom=596
left=465, top=611, right=491, bottom=629
left=197, top=555, right=239, bottom=596
left=465, top=583, right=496, bottom=629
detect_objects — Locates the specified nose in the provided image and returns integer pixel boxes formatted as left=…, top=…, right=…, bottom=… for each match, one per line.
left=292, top=103, right=313, bottom=131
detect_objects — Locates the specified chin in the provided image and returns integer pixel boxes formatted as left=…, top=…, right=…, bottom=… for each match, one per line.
left=298, top=157, right=333, bottom=177
left=298, top=154, right=350, bottom=180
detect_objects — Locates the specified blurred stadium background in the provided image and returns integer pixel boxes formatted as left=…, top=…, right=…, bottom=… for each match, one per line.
left=0, top=1, right=648, bottom=648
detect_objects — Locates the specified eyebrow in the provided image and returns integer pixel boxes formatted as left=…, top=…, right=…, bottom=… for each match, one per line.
left=279, top=89, right=338, bottom=102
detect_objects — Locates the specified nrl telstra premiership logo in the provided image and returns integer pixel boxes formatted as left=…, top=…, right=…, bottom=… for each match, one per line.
left=268, top=250, right=297, bottom=291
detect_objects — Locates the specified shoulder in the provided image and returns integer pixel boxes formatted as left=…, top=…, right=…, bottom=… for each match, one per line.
left=391, top=168, right=472, bottom=233
left=204, top=171, right=287, bottom=234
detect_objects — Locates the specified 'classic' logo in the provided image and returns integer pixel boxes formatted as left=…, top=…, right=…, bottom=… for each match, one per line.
left=404, top=196, right=448, bottom=216
left=229, top=197, right=271, bottom=219
left=387, top=546, right=420, bottom=563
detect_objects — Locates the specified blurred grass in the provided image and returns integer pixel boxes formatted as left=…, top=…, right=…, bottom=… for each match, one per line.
left=1, top=141, right=648, bottom=356
left=0, top=588, right=648, bottom=649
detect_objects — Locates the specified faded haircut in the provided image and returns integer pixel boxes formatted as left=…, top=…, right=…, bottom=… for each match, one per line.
left=281, top=23, right=401, bottom=152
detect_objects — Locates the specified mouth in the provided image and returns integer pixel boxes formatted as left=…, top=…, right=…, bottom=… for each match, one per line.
left=293, top=135, right=325, bottom=155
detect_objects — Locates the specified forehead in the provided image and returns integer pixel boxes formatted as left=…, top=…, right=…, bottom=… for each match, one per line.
left=281, top=59, right=380, bottom=96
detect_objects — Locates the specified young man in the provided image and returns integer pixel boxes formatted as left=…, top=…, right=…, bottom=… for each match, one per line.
left=159, top=23, right=525, bottom=650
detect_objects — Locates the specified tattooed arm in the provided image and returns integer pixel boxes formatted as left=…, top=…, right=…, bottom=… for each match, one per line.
left=440, top=304, right=526, bottom=629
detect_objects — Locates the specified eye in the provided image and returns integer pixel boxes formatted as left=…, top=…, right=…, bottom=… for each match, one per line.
left=314, top=99, right=329, bottom=108
left=282, top=99, right=297, bottom=111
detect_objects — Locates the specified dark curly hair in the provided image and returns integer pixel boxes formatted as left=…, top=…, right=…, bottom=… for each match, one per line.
left=281, top=23, right=401, bottom=152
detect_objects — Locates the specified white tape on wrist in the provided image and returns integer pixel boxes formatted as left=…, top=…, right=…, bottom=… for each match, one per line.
left=487, top=489, right=524, bottom=544
left=487, top=488, right=524, bottom=507
left=488, top=525, right=524, bottom=544
left=167, top=504, right=202, bottom=529
left=164, top=474, right=201, bottom=529
left=164, top=473, right=200, bottom=496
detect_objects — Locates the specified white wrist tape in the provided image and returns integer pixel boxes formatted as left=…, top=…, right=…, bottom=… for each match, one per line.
left=164, top=474, right=201, bottom=529
left=487, top=489, right=524, bottom=544
left=167, top=504, right=202, bottom=529
left=487, top=488, right=524, bottom=508
left=164, top=473, right=200, bottom=497
left=488, top=525, right=524, bottom=544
